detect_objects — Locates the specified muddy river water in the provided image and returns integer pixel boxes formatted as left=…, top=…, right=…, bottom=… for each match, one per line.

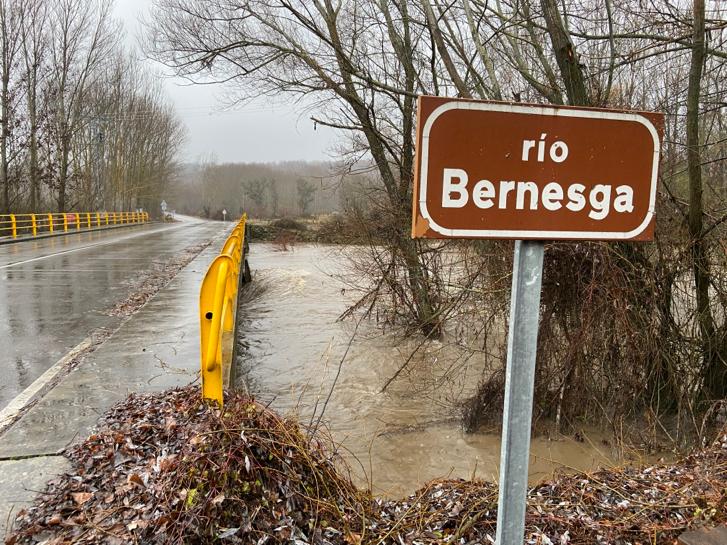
left=235, top=243, right=619, bottom=497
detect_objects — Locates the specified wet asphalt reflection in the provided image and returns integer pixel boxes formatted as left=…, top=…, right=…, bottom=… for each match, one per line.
left=0, top=218, right=226, bottom=410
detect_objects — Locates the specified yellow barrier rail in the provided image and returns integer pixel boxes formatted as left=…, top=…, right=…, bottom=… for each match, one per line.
left=0, top=211, right=150, bottom=240
left=200, top=214, right=249, bottom=406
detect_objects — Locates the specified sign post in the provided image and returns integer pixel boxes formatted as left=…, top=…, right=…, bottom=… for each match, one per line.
left=411, top=96, right=662, bottom=544
left=496, top=239, right=543, bottom=544
left=222, top=208, right=227, bottom=221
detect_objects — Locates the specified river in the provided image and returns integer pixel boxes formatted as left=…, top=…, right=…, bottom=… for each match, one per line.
left=234, top=242, right=619, bottom=497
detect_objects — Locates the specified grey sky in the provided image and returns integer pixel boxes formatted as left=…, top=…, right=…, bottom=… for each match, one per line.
left=113, top=0, right=335, bottom=164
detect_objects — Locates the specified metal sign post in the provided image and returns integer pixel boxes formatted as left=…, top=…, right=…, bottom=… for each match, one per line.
left=495, top=239, right=544, bottom=544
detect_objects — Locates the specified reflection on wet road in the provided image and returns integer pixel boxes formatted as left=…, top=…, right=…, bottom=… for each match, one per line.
left=0, top=219, right=226, bottom=410
left=236, top=243, right=617, bottom=497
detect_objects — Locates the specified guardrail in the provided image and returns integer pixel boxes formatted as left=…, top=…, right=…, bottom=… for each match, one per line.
left=0, top=211, right=150, bottom=240
left=200, top=214, right=250, bottom=406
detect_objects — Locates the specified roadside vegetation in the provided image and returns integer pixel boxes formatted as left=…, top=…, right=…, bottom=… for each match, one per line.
left=0, top=0, right=183, bottom=215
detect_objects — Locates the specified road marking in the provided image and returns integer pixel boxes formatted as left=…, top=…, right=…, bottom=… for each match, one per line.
left=0, top=222, right=197, bottom=270
left=0, top=337, right=94, bottom=434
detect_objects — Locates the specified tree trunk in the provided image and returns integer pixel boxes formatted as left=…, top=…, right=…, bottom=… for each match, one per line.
left=29, top=101, right=38, bottom=210
left=539, top=0, right=589, bottom=106
left=420, top=0, right=471, bottom=98
left=687, top=0, right=724, bottom=399
left=58, top=136, right=69, bottom=212
left=1, top=50, right=9, bottom=213
left=322, top=0, right=440, bottom=335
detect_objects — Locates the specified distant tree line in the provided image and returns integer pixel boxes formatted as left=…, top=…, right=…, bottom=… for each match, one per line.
left=0, top=0, right=183, bottom=214
left=171, top=160, right=367, bottom=219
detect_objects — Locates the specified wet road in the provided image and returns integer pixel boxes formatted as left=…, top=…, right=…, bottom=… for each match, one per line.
left=0, top=218, right=226, bottom=410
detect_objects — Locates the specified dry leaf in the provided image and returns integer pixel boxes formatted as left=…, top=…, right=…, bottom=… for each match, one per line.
left=127, top=473, right=145, bottom=487
left=71, top=492, right=92, bottom=506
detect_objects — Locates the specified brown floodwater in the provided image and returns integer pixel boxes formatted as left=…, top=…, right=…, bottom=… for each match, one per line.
left=234, top=243, right=622, bottom=497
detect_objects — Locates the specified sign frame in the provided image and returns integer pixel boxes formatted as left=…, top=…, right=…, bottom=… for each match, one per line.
left=412, top=97, right=663, bottom=241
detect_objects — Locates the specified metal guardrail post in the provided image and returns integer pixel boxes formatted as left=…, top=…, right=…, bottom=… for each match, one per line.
left=200, top=255, right=234, bottom=406
left=200, top=214, right=249, bottom=407
left=1, top=210, right=146, bottom=241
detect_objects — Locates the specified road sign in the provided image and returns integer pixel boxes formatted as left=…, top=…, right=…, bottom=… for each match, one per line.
left=412, top=96, right=663, bottom=241
left=222, top=209, right=227, bottom=220
left=160, top=200, right=167, bottom=212
left=410, top=96, right=663, bottom=545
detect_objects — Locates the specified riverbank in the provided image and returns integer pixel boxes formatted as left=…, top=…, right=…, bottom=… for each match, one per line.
left=6, top=386, right=726, bottom=544
left=248, top=214, right=368, bottom=245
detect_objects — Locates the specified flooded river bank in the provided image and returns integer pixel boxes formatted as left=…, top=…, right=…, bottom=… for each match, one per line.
left=235, top=243, right=619, bottom=496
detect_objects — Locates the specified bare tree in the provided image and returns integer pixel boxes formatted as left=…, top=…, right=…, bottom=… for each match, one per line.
left=147, top=0, right=445, bottom=334
left=268, top=178, right=279, bottom=217
left=47, top=0, right=116, bottom=211
left=21, top=0, right=47, bottom=210
left=296, top=178, right=316, bottom=216
left=0, top=0, right=25, bottom=212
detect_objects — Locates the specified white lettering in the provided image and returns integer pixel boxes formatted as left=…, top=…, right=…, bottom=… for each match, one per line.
left=542, top=182, right=563, bottom=210
left=498, top=181, right=516, bottom=209
left=515, top=182, right=539, bottom=210
left=522, top=140, right=536, bottom=161
left=537, top=133, right=547, bottom=162
left=473, top=179, right=496, bottom=209
left=566, top=184, right=586, bottom=211
left=436, top=168, right=638, bottom=221
left=613, top=185, right=635, bottom=213
left=588, top=184, right=612, bottom=220
left=442, top=168, right=468, bottom=208
left=549, top=141, right=569, bottom=163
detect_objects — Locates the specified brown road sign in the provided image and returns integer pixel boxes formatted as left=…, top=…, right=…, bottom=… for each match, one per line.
left=412, top=96, right=663, bottom=241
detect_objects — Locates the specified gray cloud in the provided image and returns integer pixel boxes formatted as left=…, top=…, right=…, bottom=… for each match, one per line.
left=113, top=0, right=335, bottom=163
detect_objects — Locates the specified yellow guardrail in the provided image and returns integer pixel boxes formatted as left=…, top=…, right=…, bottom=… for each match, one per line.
left=200, top=214, right=249, bottom=406
left=0, top=211, right=150, bottom=240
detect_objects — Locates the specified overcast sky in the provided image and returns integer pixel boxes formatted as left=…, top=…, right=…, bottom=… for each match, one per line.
left=113, top=0, right=335, bottom=164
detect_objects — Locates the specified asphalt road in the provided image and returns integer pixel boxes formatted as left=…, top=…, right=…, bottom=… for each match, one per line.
left=0, top=217, right=226, bottom=410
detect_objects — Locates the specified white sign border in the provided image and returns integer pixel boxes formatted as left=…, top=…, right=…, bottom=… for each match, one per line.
left=418, top=101, right=661, bottom=240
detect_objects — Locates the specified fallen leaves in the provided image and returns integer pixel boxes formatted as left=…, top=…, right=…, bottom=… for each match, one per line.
left=5, top=386, right=727, bottom=545
left=71, top=492, right=92, bottom=506
left=106, top=243, right=211, bottom=317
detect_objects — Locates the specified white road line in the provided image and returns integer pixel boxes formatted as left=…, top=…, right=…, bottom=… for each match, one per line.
left=0, top=222, right=195, bottom=270
left=0, top=337, right=93, bottom=433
